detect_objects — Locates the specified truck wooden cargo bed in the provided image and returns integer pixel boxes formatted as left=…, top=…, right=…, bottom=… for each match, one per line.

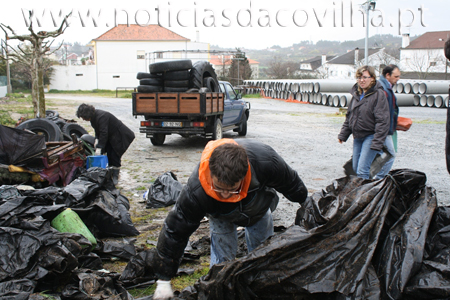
left=132, top=92, right=225, bottom=116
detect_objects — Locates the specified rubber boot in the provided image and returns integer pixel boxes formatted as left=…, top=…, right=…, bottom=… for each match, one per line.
left=111, top=167, right=120, bottom=185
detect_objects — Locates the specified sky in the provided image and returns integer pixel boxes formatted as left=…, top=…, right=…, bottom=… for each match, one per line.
left=0, top=0, right=447, bottom=50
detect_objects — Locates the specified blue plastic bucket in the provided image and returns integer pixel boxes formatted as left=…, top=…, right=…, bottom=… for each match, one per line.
left=86, top=155, right=108, bottom=169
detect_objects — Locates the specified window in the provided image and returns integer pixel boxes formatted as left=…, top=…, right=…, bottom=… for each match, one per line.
left=113, top=75, right=120, bottom=78
left=137, top=50, right=145, bottom=59
left=429, top=62, right=437, bottom=66
left=156, top=52, right=163, bottom=59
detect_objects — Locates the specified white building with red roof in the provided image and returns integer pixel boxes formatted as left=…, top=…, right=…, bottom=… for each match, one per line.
left=209, top=55, right=259, bottom=79
left=50, top=24, right=209, bottom=90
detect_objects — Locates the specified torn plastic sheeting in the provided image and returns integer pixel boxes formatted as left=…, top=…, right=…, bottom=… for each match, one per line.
left=0, top=124, right=46, bottom=166
left=146, top=171, right=183, bottom=208
left=75, top=190, right=140, bottom=238
left=402, top=206, right=450, bottom=299
left=0, top=279, right=35, bottom=299
left=0, top=218, right=92, bottom=283
left=95, top=238, right=137, bottom=261
left=179, top=169, right=437, bottom=299
left=61, top=269, right=133, bottom=300
left=120, top=248, right=157, bottom=287
left=0, top=185, right=21, bottom=200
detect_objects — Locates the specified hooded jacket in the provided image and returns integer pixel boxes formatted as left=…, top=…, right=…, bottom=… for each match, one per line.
left=152, top=139, right=308, bottom=280
left=338, top=80, right=390, bottom=151
left=90, top=109, right=135, bottom=157
left=378, top=75, right=399, bottom=135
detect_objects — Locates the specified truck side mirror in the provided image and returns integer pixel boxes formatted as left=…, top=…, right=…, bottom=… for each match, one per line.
left=237, top=93, right=242, bottom=100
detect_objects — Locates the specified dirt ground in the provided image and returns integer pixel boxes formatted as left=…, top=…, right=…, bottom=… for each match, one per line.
left=44, top=93, right=450, bottom=275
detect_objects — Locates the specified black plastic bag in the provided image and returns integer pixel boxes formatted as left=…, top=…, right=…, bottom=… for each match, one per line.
left=146, top=171, right=183, bottom=208
left=0, top=124, right=45, bottom=166
left=179, top=169, right=433, bottom=299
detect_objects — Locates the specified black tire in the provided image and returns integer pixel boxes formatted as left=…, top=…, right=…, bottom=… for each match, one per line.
left=164, top=80, right=190, bottom=88
left=46, top=110, right=59, bottom=120
left=137, top=72, right=162, bottom=79
left=164, top=70, right=190, bottom=81
left=203, top=76, right=220, bottom=92
left=16, top=118, right=63, bottom=142
left=212, top=119, right=223, bottom=140
left=164, top=87, right=189, bottom=92
left=54, top=118, right=66, bottom=129
left=190, top=61, right=218, bottom=89
left=140, top=78, right=163, bottom=86
left=138, top=85, right=163, bottom=93
left=150, top=134, right=166, bottom=146
left=149, top=60, right=193, bottom=74
left=238, top=116, right=247, bottom=136
left=62, top=123, right=89, bottom=138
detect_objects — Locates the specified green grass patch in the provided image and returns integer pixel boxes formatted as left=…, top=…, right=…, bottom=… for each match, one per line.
left=48, top=89, right=134, bottom=98
left=413, top=119, right=445, bottom=125
left=136, top=186, right=147, bottom=191
left=243, top=93, right=262, bottom=98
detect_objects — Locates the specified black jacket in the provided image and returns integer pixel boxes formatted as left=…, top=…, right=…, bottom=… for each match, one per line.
left=338, top=81, right=390, bottom=151
left=153, top=139, right=308, bottom=280
left=90, top=109, right=135, bottom=157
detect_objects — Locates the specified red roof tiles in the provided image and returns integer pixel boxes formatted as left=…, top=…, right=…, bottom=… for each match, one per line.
left=406, top=31, right=450, bottom=49
left=94, top=24, right=190, bottom=41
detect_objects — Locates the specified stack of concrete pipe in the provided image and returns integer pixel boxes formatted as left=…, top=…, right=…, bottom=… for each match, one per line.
left=244, top=79, right=450, bottom=109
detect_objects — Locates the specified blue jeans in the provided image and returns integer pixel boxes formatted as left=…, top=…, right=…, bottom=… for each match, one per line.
left=208, top=209, right=274, bottom=267
left=374, top=135, right=396, bottom=180
left=352, top=134, right=379, bottom=179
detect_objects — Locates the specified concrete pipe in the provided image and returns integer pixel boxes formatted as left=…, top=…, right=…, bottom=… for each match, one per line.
left=314, top=82, right=320, bottom=93
left=434, top=95, right=445, bottom=108
left=412, top=83, right=421, bottom=94
left=445, top=96, right=449, bottom=108
left=303, top=93, right=309, bottom=102
left=420, top=81, right=450, bottom=95
left=333, top=95, right=340, bottom=107
left=396, top=83, right=404, bottom=93
left=404, top=83, right=412, bottom=94
left=419, top=95, right=428, bottom=107
left=426, top=95, right=435, bottom=107
left=395, top=94, right=416, bottom=106
left=314, top=80, right=355, bottom=93
left=327, top=95, right=334, bottom=107
left=291, top=83, right=300, bottom=93
left=413, top=94, right=420, bottom=106
left=339, top=95, right=348, bottom=107
left=321, top=94, right=328, bottom=106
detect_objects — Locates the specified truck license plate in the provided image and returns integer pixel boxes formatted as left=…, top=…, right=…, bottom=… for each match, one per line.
left=162, top=122, right=182, bottom=127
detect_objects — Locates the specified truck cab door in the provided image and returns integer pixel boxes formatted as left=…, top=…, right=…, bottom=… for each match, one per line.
left=220, top=82, right=241, bottom=125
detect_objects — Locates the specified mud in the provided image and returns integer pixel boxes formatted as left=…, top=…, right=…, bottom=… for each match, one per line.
left=46, top=94, right=450, bottom=230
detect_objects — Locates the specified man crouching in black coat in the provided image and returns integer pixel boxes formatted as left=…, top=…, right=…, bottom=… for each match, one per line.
left=151, top=138, right=308, bottom=299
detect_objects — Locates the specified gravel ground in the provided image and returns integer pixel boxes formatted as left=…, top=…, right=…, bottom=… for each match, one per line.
left=46, top=94, right=450, bottom=230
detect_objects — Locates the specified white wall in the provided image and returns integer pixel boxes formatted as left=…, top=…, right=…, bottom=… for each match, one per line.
left=50, top=65, right=97, bottom=91
left=0, top=86, right=6, bottom=97
left=400, top=48, right=446, bottom=73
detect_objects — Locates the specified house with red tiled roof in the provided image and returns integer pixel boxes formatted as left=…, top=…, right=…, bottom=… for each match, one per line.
left=210, top=55, right=259, bottom=79
left=50, top=24, right=210, bottom=90
left=400, top=31, right=450, bottom=78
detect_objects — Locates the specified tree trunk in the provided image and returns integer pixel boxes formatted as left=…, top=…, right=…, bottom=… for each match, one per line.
left=30, top=62, right=39, bottom=118
left=37, top=56, right=45, bottom=118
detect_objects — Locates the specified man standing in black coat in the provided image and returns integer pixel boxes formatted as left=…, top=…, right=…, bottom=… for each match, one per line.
left=151, top=138, right=308, bottom=299
left=76, top=103, right=135, bottom=183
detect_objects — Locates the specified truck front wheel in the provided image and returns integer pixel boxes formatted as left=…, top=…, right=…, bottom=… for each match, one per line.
left=150, top=134, right=166, bottom=146
left=238, top=116, right=247, bottom=136
left=212, top=119, right=223, bottom=140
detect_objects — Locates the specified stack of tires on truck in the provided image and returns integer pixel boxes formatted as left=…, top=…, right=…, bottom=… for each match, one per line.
left=133, top=60, right=250, bottom=146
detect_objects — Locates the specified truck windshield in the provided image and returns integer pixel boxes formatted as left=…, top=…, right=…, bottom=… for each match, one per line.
left=224, top=84, right=237, bottom=100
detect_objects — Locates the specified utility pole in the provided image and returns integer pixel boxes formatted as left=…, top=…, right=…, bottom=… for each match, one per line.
left=364, top=0, right=376, bottom=65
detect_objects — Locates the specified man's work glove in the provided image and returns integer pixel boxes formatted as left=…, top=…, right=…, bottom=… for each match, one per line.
left=95, top=148, right=102, bottom=156
left=153, top=280, right=173, bottom=299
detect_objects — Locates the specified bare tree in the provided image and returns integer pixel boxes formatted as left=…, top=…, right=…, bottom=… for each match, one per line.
left=403, top=48, right=444, bottom=79
left=0, top=11, right=70, bottom=118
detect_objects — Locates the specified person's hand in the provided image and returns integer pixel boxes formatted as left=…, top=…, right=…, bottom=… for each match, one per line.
left=153, top=280, right=173, bottom=299
left=95, top=148, right=102, bottom=156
